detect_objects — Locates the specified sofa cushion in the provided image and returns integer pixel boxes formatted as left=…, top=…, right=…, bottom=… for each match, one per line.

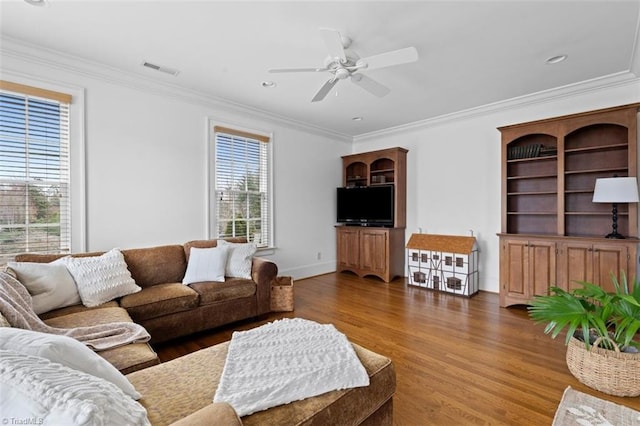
left=120, top=283, right=199, bottom=321
left=182, top=246, right=228, bottom=284
left=183, top=238, right=247, bottom=261
left=43, top=306, right=160, bottom=374
left=122, top=245, right=187, bottom=288
left=38, top=301, right=120, bottom=321
left=98, top=342, right=161, bottom=375
left=0, top=328, right=140, bottom=399
left=43, top=306, right=136, bottom=329
left=62, top=249, right=142, bottom=307
left=189, top=279, right=256, bottom=306
left=0, top=349, right=151, bottom=426
left=6, top=260, right=81, bottom=314
left=217, top=240, right=257, bottom=279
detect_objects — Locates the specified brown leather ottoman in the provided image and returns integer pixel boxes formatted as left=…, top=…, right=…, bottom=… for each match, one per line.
left=127, top=341, right=396, bottom=425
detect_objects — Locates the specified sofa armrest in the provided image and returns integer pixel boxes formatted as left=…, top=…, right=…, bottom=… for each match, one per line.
left=169, top=402, right=242, bottom=426
left=251, top=256, right=278, bottom=314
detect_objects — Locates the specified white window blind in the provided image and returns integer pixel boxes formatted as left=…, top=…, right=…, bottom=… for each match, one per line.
left=214, top=125, right=271, bottom=247
left=0, top=81, right=71, bottom=264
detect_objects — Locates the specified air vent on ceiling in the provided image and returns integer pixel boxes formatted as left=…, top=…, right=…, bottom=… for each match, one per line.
left=142, top=61, right=180, bottom=76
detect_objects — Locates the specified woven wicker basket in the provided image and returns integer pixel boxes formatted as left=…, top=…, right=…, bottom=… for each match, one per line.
left=566, top=336, right=640, bottom=397
left=270, top=276, right=294, bottom=312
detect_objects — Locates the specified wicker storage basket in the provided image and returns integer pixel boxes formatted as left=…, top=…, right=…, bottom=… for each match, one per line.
left=566, top=336, right=640, bottom=397
left=270, top=276, right=294, bottom=312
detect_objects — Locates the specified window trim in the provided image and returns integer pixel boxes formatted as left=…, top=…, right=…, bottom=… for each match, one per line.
left=207, top=119, right=274, bottom=249
left=0, top=74, right=86, bottom=256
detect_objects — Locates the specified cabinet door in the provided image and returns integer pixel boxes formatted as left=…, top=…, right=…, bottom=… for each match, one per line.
left=500, top=238, right=556, bottom=306
left=558, top=241, right=593, bottom=291
left=592, top=243, right=629, bottom=292
left=528, top=240, right=557, bottom=296
left=500, top=238, right=529, bottom=304
left=337, top=228, right=360, bottom=268
left=559, top=241, right=630, bottom=292
left=360, top=229, right=388, bottom=274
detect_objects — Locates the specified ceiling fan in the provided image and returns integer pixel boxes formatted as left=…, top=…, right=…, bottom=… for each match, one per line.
left=268, top=28, right=419, bottom=103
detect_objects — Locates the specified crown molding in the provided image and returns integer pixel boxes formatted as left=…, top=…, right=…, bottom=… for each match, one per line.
left=3, top=36, right=638, bottom=147
left=353, top=72, right=640, bottom=143
left=0, top=37, right=352, bottom=143
left=629, top=7, right=640, bottom=76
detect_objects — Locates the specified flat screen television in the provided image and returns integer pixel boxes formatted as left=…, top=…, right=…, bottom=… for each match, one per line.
left=336, top=185, right=394, bottom=227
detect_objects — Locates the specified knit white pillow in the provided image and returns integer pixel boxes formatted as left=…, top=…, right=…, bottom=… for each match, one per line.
left=183, top=246, right=228, bottom=284
left=62, top=248, right=141, bottom=307
left=0, top=349, right=150, bottom=426
left=0, top=328, right=140, bottom=399
left=216, top=240, right=257, bottom=279
left=6, top=259, right=81, bottom=314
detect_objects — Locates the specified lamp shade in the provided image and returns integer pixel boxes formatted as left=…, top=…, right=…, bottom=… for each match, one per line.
left=592, top=177, right=640, bottom=203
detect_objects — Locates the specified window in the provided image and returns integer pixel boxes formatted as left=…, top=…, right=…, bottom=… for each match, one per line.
left=0, top=81, right=71, bottom=264
left=213, top=125, right=271, bottom=247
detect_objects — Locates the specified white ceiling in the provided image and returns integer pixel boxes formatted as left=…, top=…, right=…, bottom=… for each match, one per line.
left=1, top=0, right=639, bottom=138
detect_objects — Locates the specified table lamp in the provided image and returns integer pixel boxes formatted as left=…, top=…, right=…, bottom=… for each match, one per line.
left=592, top=177, right=639, bottom=239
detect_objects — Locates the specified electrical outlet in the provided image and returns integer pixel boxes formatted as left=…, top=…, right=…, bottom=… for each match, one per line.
left=316, top=251, right=322, bottom=260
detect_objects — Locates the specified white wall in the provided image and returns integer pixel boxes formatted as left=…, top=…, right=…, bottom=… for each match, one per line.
left=1, top=41, right=349, bottom=278
left=2, top=40, right=639, bottom=288
left=353, top=79, right=640, bottom=293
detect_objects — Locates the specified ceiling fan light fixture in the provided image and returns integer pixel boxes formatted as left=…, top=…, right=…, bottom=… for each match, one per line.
left=546, top=54, right=568, bottom=64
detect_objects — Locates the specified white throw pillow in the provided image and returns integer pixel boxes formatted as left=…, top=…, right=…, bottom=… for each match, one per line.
left=62, top=248, right=141, bottom=307
left=0, top=328, right=140, bottom=399
left=6, top=259, right=81, bottom=314
left=183, top=246, right=228, bottom=284
left=216, top=240, right=257, bottom=279
left=0, top=349, right=150, bottom=426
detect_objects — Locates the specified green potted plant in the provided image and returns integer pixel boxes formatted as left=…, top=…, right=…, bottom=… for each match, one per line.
left=528, top=273, right=640, bottom=397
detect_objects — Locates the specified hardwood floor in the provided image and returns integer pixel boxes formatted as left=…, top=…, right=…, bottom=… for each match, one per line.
left=155, top=272, right=640, bottom=425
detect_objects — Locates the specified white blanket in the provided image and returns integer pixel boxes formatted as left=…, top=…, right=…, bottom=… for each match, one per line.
left=214, top=318, right=370, bottom=416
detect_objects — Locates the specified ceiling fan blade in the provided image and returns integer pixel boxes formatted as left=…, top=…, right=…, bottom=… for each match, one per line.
left=350, top=74, right=390, bottom=98
left=311, top=78, right=339, bottom=102
left=268, top=67, right=328, bottom=73
left=358, top=46, right=418, bottom=71
left=319, top=28, right=346, bottom=61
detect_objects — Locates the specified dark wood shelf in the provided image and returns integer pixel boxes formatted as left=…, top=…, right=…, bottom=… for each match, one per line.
left=564, top=166, right=628, bottom=175
left=564, top=189, right=593, bottom=194
left=507, top=191, right=557, bottom=196
left=507, top=155, right=557, bottom=163
left=507, top=174, right=557, bottom=180
left=565, top=211, right=628, bottom=216
left=564, top=143, right=627, bottom=154
left=507, top=211, right=557, bottom=215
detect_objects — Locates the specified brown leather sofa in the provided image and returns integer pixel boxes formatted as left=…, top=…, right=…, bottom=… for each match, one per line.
left=13, top=238, right=278, bottom=373
left=8, top=239, right=397, bottom=425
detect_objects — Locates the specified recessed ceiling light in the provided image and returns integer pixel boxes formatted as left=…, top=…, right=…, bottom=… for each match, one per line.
left=24, top=0, right=47, bottom=6
left=546, top=54, right=568, bottom=65
left=352, top=117, right=363, bottom=121
left=261, top=81, right=276, bottom=88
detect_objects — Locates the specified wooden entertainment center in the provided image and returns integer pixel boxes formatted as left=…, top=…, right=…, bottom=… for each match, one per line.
left=498, top=103, right=640, bottom=307
left=336, top=147, right=407, bottom=282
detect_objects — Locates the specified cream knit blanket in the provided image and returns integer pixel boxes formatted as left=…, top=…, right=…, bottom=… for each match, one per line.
left=0, top=271, right=150, bottom=351
left=214, top=318, right=370, bottom=416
